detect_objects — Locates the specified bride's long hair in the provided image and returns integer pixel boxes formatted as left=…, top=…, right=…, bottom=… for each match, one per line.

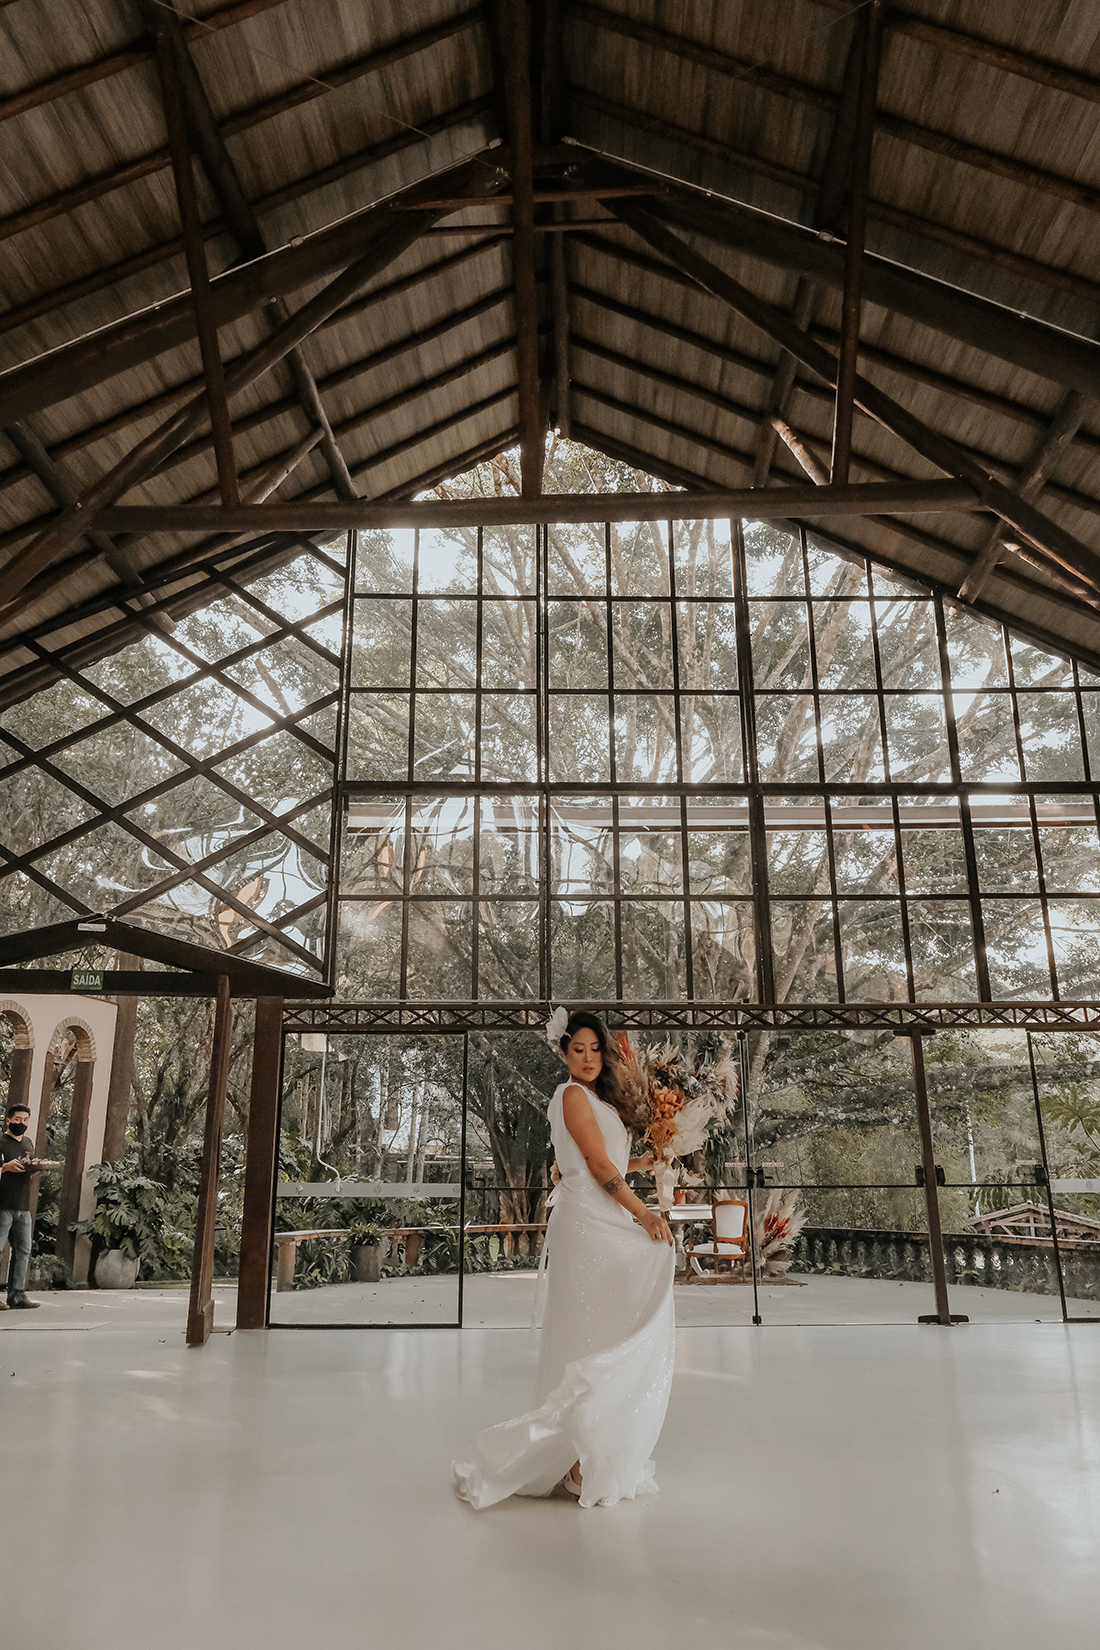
left=557, top=1010, right=647, bottom=1133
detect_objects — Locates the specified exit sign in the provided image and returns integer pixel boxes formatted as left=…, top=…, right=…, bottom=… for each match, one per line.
left=70, top=967, right=104, bottom=993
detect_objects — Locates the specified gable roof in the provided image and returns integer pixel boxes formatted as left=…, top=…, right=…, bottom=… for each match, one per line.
left=3, top=0, right=1100, bottom=690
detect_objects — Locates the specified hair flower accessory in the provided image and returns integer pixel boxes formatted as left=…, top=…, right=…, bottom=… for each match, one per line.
left=545, top=1005, right=569, bottom=1049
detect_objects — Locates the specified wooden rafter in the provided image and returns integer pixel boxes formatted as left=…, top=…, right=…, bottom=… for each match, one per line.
left=500, top=0, right=542, bottom=497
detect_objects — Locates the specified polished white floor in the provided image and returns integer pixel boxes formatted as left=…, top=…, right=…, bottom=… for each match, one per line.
left=7, top=1317, right=1099, bottom=1650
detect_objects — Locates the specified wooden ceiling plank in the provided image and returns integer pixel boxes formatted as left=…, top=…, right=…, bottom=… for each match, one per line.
left=608, top=201, right=1100, bottom=593
left=0, top=0, right=293, bottom=125
left=0, top=158, right=504, bottom=606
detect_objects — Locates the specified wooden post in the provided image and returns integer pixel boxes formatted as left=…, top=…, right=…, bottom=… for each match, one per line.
left=56, top=1055, right=94, bottom=1273
left=830, top=0, right=882, bottom=484
left=6, top=1045, right=31, bottom=1114
left=187, top=975, right=232, bottom=1347
left=235, top=995, right=284, bottom=1329
left=102, top=954, right=139, bottom=1163
left=909, top=1032, right=962, bottom=1326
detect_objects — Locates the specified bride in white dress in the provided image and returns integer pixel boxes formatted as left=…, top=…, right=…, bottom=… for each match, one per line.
left=453, top=1010, right=675, bottom=1510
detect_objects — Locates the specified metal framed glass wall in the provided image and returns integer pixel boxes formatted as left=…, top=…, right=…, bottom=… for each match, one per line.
left=339, top=517, right=1100, bottom=1009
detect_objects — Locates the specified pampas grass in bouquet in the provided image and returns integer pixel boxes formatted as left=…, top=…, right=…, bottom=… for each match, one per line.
left=617, top=1034, right=739, bottom=1211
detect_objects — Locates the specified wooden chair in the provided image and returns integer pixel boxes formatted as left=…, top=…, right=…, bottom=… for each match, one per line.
left=683, top=1199, right=750, bottom=1283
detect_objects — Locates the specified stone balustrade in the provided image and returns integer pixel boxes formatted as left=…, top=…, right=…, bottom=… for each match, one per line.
left=790, top=1226, right=1100, bottom=1302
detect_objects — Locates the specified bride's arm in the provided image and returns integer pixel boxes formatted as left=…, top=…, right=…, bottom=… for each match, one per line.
left=562, top=1086, right=672, bottom=1245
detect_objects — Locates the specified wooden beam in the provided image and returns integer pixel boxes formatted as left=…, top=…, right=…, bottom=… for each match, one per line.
left=93, top=480, right=978, bottom=533
left=757, top=17, right=864, bottom=488
left=573, top=3, right=1100, bottom=217
left=550, top=234, right=570, bottom=437
left=236, top=996, right=284, bottom=1329
left=501, top=0, right=542, bottom=497
left=0, top=0, right=292, bottom=125
left=155, top=27, right=239, bottom=508
left=0, top=103, right=496, bottom=343
left=831, top=0, right=882, bottom=484
left=0, top=160, right=501, bottom=605
left=589, top=160, right=1100, bottom=401
left=0, top=247, right=509, bottom=497
left=803, top=0, right=1100, bottom=108
left=609, top=201, right=1100, bottom=590
left=187, top=977, right=232, bottom=1346
left=959, top=391, right=1094, bottom=601
left=0, top=150, right=506, bottom=428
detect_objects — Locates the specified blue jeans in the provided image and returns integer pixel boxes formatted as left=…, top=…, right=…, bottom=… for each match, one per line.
left=0, top=1209, right=32, bottom=1300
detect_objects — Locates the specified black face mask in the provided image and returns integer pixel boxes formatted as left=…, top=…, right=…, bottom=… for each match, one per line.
left=7, top=1121, right=27, bottom=1136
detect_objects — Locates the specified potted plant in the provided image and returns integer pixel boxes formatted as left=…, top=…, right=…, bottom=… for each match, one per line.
left=347, top=1217, right=386, bottom=1283
left=72, top=1162, right=172, bottom=1289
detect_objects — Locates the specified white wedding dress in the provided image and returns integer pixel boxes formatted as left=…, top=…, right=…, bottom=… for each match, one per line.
left=452, top=1080, right=676, bottom=1510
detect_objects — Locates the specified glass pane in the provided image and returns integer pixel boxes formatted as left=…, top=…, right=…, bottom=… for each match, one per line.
left=417, top=527, right=476, bottom=593
left=411, top=694, right=476, bottom=782
left=1016, top=692, right=1085, bottom=781
left=620, top=900, right=686, bottom=997
left=462, top=1031, right=557, bottom=1328
left=813, top=601, right=876, bottom=689
left=415, top=600, right=476, bottom=686
left=690, top=899, right=755, bottom=998
left=943, top=608, right=1007, bottom=689
left=954, top=691, right=1020, bottom=780
left=548, top=600, right=607, bottom=688
left=614, top=695, right=678, bottom=782
left=806, top=544, right=865, bottom=598
left=687, top=824, right=753, bottom=896
left=874, top=598, right=939, bottom=688
left=483, top=525, right=537, bottom=596
left=617, top=825, right=683, bottom=894
left=680, top=695, right=743, bottom=783
left=750, top=602, right=809, bottom=687
left=481, top=600, right=536, bottom=688
left=271, top=1035, right=463, bottom=1326
left=1010, top=638, right=1073, bottom=686
left=550, top=899, right=616, bottom=997
left=770, top=900, right=838, bottom=1000
left=883, top=694, right=949, bottom=782
left=1048, top=901, right=1100, bottom=997
left=350, top=600, right=412, bottom=687
left=743, top=521, right=802, bottom=598
left=832, top=826, right=898, bottom=894
left=345, top=694, right=408, bottom=781
left=755, top=695, right=818, bottom=782
left=899, top=797, right=967, bottom=893
left=341, top=798, right=405, bottom=895
left=612, top=601, right=674, bottom=688
left=335, top=900, right=402, bottom=996
left=548, top=523, right=605, bottom=595
left=548, top=695, right=611, bottom=782
left=838, top=900, right=908, bottom=999
left=478, top=900, right=540, bottom=997
left=356, top=528, right=415, bottom=592
left=550, top=798, right=613, bottom=894
left=746, top=1030, right=934, bottom=1325
left=819, top=694, right=884, bottom=782
left=929, top=1028, right=1063, bottom=1322
left=479, top=695, right=537, bottom=783
left=973, top=826, right=1040, bottom=892
left=610, top=519, right=669, bottom=595
left=480, top=797, right=540, bottom=893
left=908, top=900, right=977, bottom=999
left=1033, top=1032, right=1100, bottom=1318
left=406, top=901, right=473, bottom=998
left=407, top=797, right=475, bottom=895
left=982, top=899, right=1051, bottom=998
left=676, top=598, right=737, bottom=690
left=1038, top=809, right=1100, bottom=892
left=674, top=516, right=733, bottom=599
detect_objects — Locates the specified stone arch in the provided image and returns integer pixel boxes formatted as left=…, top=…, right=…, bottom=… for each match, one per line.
left=0, top=1001, right=34, bottom=1050
left=45, top=1015, right=96, bottom=1062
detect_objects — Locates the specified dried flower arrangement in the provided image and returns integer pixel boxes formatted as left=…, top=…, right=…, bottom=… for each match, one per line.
left=753, top=1188, right=808, bottom=1279
left=617, top=1035, right=739, bottom=1210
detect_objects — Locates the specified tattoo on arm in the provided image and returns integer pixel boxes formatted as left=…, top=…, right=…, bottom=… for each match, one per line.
left=601, top=1173, right=626, bottom=1196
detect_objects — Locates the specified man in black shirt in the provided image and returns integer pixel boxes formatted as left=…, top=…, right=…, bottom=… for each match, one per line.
left=0, top=1102, right=41, bottom=1310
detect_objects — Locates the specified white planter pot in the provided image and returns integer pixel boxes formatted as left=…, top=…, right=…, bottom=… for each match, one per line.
left=95, top=1248, right=139, bottom=1290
